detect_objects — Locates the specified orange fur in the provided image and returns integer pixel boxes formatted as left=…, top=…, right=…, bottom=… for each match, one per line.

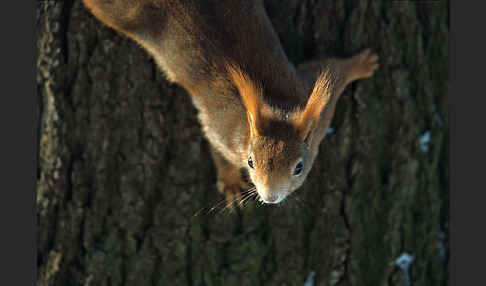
left=295, top=68, right=335, bottom=141
left=82, top=0, right=379, bottom=205
left=226, top=64, right=265, bottom=136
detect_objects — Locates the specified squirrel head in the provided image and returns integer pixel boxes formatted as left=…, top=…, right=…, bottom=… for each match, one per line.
left=228, top=64, right=334, bottom=204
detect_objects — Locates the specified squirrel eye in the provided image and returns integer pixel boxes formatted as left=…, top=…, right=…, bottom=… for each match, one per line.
left=248, top=156, right=254, bottom=169
left=293, top=161, right=303, bottom=176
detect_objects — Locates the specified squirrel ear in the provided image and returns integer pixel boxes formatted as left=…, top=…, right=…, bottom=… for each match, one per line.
left=295, top=69, right=334, bottom=142
left=227, top=64, right=264, bottom=136
left=246, top=111, right=260, bottom=137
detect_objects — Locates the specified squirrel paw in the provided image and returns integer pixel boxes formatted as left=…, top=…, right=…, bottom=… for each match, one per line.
left=349, top=49, right=379, bottom=80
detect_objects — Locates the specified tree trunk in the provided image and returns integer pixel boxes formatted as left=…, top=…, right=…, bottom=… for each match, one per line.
left=37, top=0, right=449, bottom=285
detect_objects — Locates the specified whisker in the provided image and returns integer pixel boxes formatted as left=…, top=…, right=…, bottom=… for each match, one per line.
left=221, top=187, right=256, bottom=212
left=209, top=197, right=231, bottom=211
left=193, top=186, right=260, bottom=216
left=238, top=193, right=254, bottom=204
left=193, top=196, right=224, bottom=217
left=215, top=187, right=254, bottom=213
left=239, top=190, right=257, bottom=206
left=222, top=193, right=250, bottom=212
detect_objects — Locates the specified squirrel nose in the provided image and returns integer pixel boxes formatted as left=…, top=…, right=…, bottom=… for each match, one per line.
left=260, top=193, right=280, bottom=204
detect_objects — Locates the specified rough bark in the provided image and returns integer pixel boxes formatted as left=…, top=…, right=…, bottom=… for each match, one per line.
left=37, top=0, right=449, bottom=285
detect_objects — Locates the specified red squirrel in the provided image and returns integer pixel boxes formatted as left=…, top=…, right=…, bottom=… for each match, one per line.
left=83, top=0, right=379, bottom=205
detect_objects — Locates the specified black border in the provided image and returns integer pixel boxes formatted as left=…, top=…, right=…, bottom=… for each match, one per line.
left=451, top=0, right=486, bottom=285
left=0, top=0, right=36, bottom=285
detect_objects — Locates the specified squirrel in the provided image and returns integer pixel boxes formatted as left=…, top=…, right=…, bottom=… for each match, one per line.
left=83, top=0, right=379, bottom=205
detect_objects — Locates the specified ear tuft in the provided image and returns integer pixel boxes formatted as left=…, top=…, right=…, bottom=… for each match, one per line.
left=226, top=63, right=264, bottom=136
left=295, top=68, right=335, bottom=142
